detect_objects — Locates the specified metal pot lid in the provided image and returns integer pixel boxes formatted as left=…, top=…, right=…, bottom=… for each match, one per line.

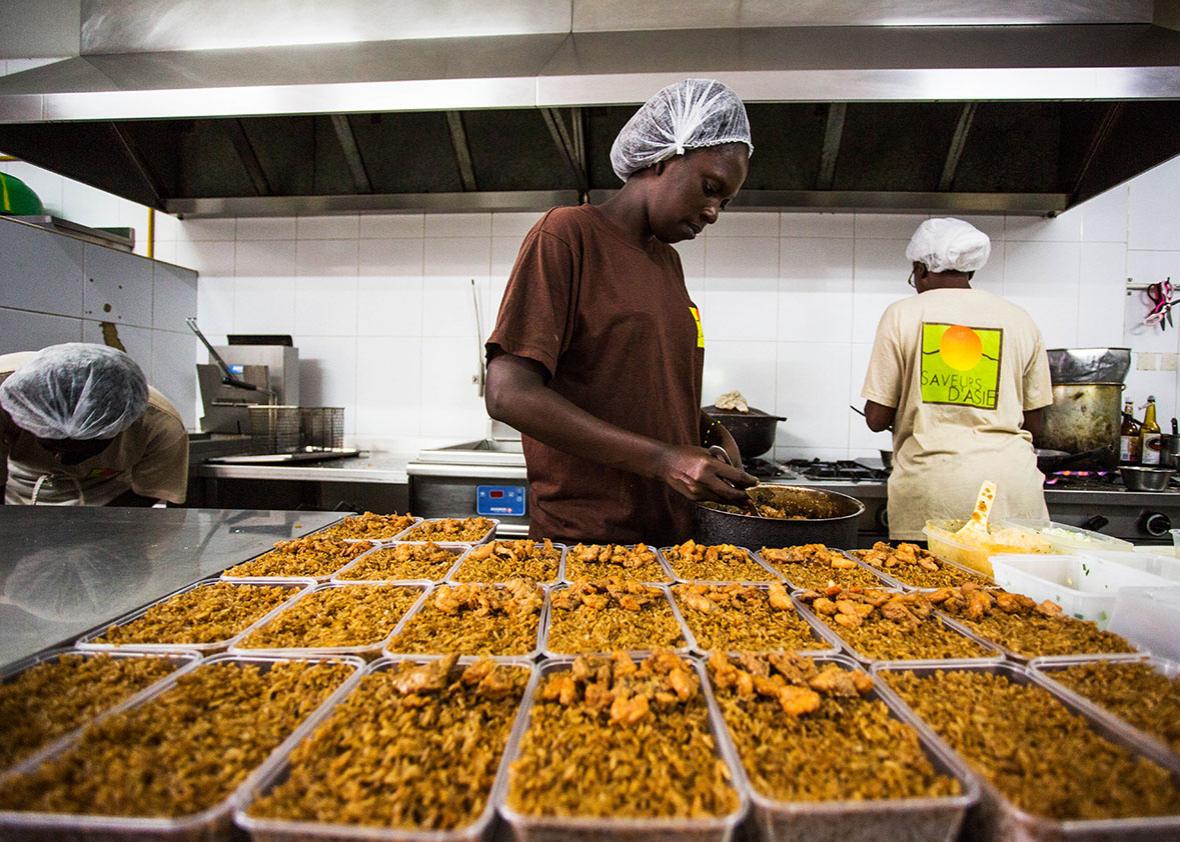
left=1047, top=348, right=1131, bottom=385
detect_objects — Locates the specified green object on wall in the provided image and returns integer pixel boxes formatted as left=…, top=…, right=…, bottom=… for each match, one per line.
left=0, top=172, right=44, bottom=215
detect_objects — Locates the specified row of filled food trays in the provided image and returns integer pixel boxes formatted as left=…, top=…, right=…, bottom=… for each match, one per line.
left=0, top=513, right=1177, bottom=840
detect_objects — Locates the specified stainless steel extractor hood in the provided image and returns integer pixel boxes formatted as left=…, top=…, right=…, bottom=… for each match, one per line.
left=2, top=0, right=1180, bottom=217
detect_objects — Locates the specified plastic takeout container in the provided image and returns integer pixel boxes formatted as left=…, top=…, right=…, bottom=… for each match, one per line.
left=754, top=547, right=903, bottom=591
left=542, top=582, right=693, bottom=659
left=920, top=519, right=1045, bottom=578
left=991, top=554, right=1174, bottom=627
left=395, top=517, right=499, bottom=545
left=1030, top=656, right=1180, bottom=769
left=561, top=543, right=676, bottom=584
left=0, top=647, right=202, bottom=777
left=311, top=515, right=423, bottom=543
left=496, top=654, right=748, bottom=842
left=384, top=582, right=548, bottom=662
left=448, top=541, right=568, bottom=585
left=658, top=544, right=780, bottom=584
left=1109, top=586, right=1180, bottom=662
left=871, top=660, right=1180, bottom=841
left=791, top=590, right=1005, bottom=667
left=669, top=584, right=842, bottom=657
left=236, top=655, right=537, bottom=842
left=221, top=539, right=383, bottom=583
left=1089, top=550, right=1180, bottom=583
left=330, top=542, right=468, bottom=583
left=704, top=653, right=978, bottom=842
left=0, top=653, right=364, bottom=842
left=76, top=579, right=314, bottom=654
left=230, top=582, right=430, bottom=659
left=995, top=518, right=1134, bottom=555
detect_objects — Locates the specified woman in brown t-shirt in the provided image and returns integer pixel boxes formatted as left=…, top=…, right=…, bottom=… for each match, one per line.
left=485, top=79, right=756, bottom=545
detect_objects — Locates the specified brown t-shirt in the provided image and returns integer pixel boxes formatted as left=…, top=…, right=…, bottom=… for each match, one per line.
left=486, top=205, right=704, bottom=545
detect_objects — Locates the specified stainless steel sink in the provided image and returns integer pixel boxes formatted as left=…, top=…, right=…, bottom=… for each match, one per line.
left=413, top=439, right=525, bottom=467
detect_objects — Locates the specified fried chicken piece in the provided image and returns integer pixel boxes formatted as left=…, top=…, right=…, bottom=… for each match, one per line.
left=767, top=582, right=793, bottom=611
left=460, top=658, right=494, bottom=685
left=812, top=597, right=838, bottom=616
left=833, top=613, right=863, bottom=629
left=824, top=584, right=844, bottom=598
left=927, top=588, right=955, bottom=604
left=540, top=673, right=578, bottom=705
left=571, top=655, right=593, bottom=682
left=994, top=591, right=1037, bottom=613
left=476, top=666, right=519, bottom=698
left=680, top=590, right=717, bottom=614
left=390, top=654, right=458, bottom=695
left=965, top=588, right=994, bottom=620
left=852, top=672, right=874, bottom=695
left=880, top=597, right=915, bottom=623
left=807, top=664, right=864, bottom=697
left=830, top=555, right=858, bottom=569
left=609, top=689, right=650, bottom=726
left=433, top=587, right=463, bottom=614
left=767, top=652, right=816, bottom=684
left=646, top=648, right=686, bottom=676
left=667, top=665, right=698, bottom=701
left=1035, top=599, right=1064, bottom=617
left=736, top=652, right=770, bottom=677
left=835, top=599, right=874, bottom=618
left=584, top=681, right=614, bottom=710
left=795, top=589, right=822, bottom=602
left=777, top=684, right=821, bottom=716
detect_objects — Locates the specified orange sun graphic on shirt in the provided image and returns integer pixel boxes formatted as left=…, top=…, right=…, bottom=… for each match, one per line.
left=939, top=325, right=983, bottom=371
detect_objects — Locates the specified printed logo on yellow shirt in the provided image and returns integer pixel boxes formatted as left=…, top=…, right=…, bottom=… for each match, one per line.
left=920, top=322, right=1002, bottom=409
left=689, top=306, right=705, bottom=348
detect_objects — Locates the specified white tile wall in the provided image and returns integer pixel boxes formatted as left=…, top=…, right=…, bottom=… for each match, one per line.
left=9, top=142, right=1180, bottom=456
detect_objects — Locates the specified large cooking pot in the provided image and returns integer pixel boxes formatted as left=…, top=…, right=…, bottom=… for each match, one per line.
left=1040, top=383, right=1122, bottom=456
left=702, top=405, right=786, bottom=459
left=694, top=485, right=864, bottom=548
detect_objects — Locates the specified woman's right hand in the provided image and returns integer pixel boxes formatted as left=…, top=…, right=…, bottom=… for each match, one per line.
left=657, top=444, right=757, bottom=503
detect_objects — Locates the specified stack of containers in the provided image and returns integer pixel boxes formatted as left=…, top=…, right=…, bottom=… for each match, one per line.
left=2, top=514, right=1179, bottom=842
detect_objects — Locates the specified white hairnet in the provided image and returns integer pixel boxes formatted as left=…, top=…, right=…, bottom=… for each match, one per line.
left=610, top=78, right=753, bottom=181
left=906, top=218, right=991, bottom=274
left=0, top=343, right=148, bottom=440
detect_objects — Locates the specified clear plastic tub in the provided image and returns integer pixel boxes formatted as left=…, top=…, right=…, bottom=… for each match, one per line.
left=236, top=655, right=537, bottom=842
left=995, top=518, right=1134, bottom=555
left=1109, top=586, right=1180, bottom=661
left=0, top=647, right=202, bottom=777
left=991, top=554, right=1174, bottom=627
left=871, top=660, right=1180, bottom=842
left=1029, top=656, right=1180, bottom=769
left=658, top=544, right=780, bottom=584
left=76, top=578, right=315, bottom=654
left=0, top=652, right=364, bottom=842
left=311, top=515, right=424, bottom=543
left=791, top=591, right=1005, bottom=667
left=703, top=653, right=978, bottom=842
left=542, top=582, right=693, bottom=659
left=384, top=582, right=548, bottom=662
left=669, top=584, right=843, bottom=658
left=447, top=542, right=568, bottom=586
left=395, top=518, right=499, bottom=545
left=1088, top=550, right=1180, bottom=583
left=561, top=543, right=676, bottom=584
left=230, top=582, right=431, bottom=659
left=330, top=542, right=469, bottom=583
left=922, top=520, right=1002, bottom=577
left=497, top=654, right=747, bottom=842
left=753, top=548, right=904, bottom=591
left=222, top=540, right=381, bottom=582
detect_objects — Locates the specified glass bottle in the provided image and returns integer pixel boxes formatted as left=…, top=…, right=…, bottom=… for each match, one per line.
left=1141, top=396, right=1162, bottom=466
left=1119, top=400, right=1141, bottom=464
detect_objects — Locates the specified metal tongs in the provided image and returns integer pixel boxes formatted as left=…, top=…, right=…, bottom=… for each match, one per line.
left=185, top=317, right=273, bottom=396
left=707, top=445, right=764, bottom=518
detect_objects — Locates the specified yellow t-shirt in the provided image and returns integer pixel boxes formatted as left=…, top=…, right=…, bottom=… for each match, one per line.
left=861, top=289, right=1052, bottom=539
left=0, top=352, right=189, bottom=505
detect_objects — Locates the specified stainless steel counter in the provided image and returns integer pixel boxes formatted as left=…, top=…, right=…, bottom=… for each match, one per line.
left=0, top=507, right=344, bottom=668
left=190, top=452, right=414, bottom=483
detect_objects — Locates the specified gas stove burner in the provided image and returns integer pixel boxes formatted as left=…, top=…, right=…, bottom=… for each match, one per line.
left=1044, top=470, right=1120, bottom=490
left=743, top=457, right=785, bottom=479
left=786, top=459, right=889, bottom=483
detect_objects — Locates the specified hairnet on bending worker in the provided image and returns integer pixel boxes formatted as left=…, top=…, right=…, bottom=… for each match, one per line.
left=610, top=78, right=753, bottom=181
left=0, top=343, right=149, bottom=440
left=0, top=344, right=188, bottom=506
left=905, top=218, right=991, bottom=274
